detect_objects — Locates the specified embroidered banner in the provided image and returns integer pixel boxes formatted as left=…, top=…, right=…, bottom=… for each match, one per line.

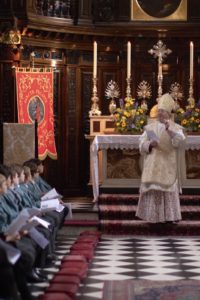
left=16, top=68, right=57, bottom=160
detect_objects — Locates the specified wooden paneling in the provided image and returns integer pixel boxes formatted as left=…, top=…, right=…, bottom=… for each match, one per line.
left=188, top=0, right=200, bottom=21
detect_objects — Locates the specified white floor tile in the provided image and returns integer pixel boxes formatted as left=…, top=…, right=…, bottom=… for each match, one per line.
left=139, top=274, right=185, bottom=280
left=89, top=274, right=135, bottom=280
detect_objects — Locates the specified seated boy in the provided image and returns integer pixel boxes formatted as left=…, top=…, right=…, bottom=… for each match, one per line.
left=0, top=173, right=36, bottom=300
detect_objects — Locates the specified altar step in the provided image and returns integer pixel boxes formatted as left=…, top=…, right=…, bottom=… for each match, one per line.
left=100, top=220, right=200, bottom=235
left=60, top=197, right=100, bottom=235
left=99, top=194, right=200, bottom=205
left=98, top=194, right=200, bottom=235
left=99, top=205, right=200, bottom=220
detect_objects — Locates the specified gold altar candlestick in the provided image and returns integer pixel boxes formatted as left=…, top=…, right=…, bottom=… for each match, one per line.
left=89, top=42, right=101, bottom=116
left=188, top=78, right=195, bottom=107
left=126, top=77, right=132, bottom=98
left=89, top=77, right=101, bottom=117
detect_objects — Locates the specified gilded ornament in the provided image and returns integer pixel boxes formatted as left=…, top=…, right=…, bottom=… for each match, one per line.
left=105, top=80, right=120, bottom=115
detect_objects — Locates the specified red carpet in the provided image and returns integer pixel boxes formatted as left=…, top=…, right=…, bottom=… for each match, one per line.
left=99, top=194, right=200, bottom=235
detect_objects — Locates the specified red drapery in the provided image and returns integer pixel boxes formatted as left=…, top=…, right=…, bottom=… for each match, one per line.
left=16, top=68, right=57, bottom=160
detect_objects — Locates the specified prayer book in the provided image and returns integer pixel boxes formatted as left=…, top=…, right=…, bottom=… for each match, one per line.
left=5, top=209, right=31, bottom=236
left=31, top=216, right=51, bottom=229
left=146, top=130, right=160, bottom=143
left=40, top=198, right=60, bottom=212
left=41, top=188, right=60, bottom=201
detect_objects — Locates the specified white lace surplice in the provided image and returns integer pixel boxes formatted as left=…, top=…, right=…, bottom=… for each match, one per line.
left=136, top=121, right=185, bottom=223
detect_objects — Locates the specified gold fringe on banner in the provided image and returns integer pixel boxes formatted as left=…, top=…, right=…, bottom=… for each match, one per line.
left=16, top=67, right=52, bottom=73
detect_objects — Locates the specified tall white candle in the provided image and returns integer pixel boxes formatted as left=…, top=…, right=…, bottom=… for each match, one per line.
left=190, top=41, right=194, bottom=79
left=127, top=41, right=131, bottom=78
left=93, top=41, right=97, bottom=78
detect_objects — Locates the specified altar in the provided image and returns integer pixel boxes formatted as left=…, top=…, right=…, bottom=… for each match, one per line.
left=90, top=134, right=200, bottom=201
left=87, top=39, right=200, bottom=201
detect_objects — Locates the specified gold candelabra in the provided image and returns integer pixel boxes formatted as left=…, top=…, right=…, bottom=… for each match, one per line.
left=188, top=78, right=195, bottom=107
left=89, top=77, right=101, bottom=117
left=126, top=77, right=132, bottom=98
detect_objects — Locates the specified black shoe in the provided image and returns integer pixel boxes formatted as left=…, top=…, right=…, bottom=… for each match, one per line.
left=27, top=269, right=46, bottom=283
left=45, top=254, right=56, bottom=267
left=35, top=268, right=48, bottom=281
left=47, top=254, right=57, bottom=261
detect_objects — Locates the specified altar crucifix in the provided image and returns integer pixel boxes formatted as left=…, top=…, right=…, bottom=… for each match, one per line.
left=148, top=40, right=172, bottom=100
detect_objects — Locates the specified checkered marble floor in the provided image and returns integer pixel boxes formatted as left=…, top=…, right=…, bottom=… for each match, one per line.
left=29, top=230, right=200, bottom=300
left=75, top=236, right=200, bottom=300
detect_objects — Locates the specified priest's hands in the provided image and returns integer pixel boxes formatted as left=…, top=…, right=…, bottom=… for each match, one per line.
left=164, top=120, right=176, bottom=138
left=149, top=140, right=158, bottom=152
left=164, top=119, right=170, bottom=130
left=150, top=140, right=158, bottom=147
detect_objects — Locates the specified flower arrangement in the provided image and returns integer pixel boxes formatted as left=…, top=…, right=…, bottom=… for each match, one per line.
left=114, top=97, right=147, bottom=133
left=175, top=103, right=200, bottom=132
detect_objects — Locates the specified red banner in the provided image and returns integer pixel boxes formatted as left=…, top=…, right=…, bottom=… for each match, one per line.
left=16, top=68, right=57, bottom=160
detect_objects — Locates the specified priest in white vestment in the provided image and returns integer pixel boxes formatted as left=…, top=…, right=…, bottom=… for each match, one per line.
left=136, top=93, right=185, bottom=223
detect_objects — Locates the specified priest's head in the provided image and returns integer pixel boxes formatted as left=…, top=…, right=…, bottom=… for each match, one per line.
left=157, top=93, right=175, bottom=122
left=158, top=93, right=175, bottom=113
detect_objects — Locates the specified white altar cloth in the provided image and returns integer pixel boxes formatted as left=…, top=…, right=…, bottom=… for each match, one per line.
left=90, top=134, right=200, bottom=202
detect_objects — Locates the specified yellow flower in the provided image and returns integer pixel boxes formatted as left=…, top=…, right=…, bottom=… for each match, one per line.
left=125, top=103, right=130, bottom=108
left=181, top=119, right=188, bottom=125
left=139, top=109, right=144, bottom=114
left=140, top=120, right=144, bottom=124
left=196, top=119, right=200, bottom=123
left=190, top=117, right=194, bottom=121
left=136, top=112, right=140, bottom=115
left=121, top=122, right=126, bottom=127
left=124, top=111, right=131, bottom=118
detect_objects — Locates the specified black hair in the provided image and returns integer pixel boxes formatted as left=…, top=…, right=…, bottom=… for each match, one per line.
left=0, top=165, right=11, bottom=179
left=24, top=158, right=43, bottom=166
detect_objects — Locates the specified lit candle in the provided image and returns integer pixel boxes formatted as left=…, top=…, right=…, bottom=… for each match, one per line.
left=127, top=41, right=131, bottom=78
left=190, top=41, right=194, bottom=79
left=93, top=41, right=97, bottom=78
